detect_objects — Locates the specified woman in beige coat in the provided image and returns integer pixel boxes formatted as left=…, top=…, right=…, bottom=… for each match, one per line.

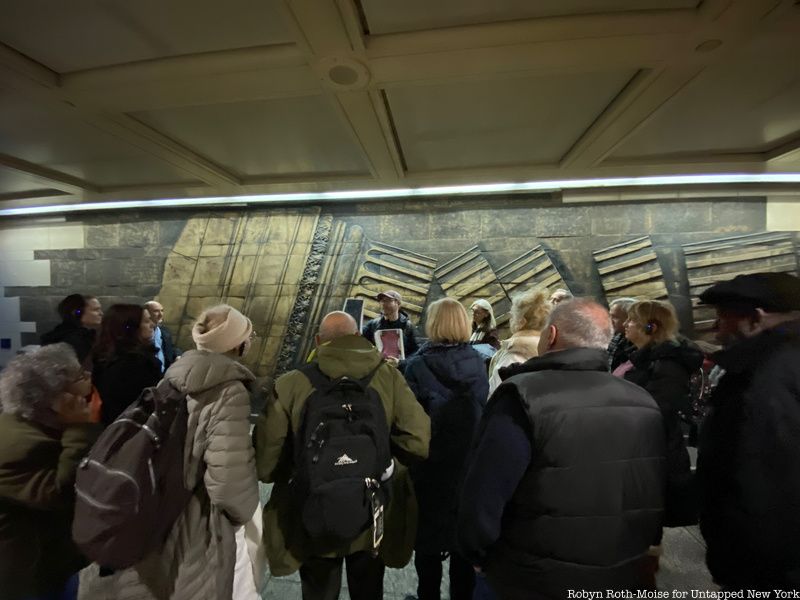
left=487, top=288, right=551, bottom=396
left=136, top=304, right=261, bottom=600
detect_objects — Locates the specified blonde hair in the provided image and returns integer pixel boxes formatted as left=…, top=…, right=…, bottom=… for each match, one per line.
left=509, top=288, right=550, bottom=333
left=628, top=300, right=679, bottom=344
left=426, top=297, right=471, bottom=343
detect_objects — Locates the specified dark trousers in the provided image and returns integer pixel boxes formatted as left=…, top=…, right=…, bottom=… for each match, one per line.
left=300, top=551, right=385, bottom=600
left=415, top=552, right=475, bottom=600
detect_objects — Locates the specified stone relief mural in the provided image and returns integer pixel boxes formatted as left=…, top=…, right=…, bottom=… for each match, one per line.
left=348, top=241, right=437, bottom=323
left=2, top=198, right=798, bottom=373
left=682, top=231, right=799, bottom=334
left=154, top=209, right=321, bottom=377
left=594, top=236, right=668, bottom=302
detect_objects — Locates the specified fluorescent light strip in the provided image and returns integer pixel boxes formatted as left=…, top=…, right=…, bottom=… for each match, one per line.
left=3, top=173, right=800, bottom=217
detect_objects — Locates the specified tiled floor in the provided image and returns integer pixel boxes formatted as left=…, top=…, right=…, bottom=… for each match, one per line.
left=79, top=524, right=717, bottom=599
left=79, top=481, right=718, bottom=599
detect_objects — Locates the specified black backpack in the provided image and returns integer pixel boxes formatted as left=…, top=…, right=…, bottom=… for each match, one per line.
left=72, top=379, right=194, bottom=569
left=293, top=362, right=392, bottom=543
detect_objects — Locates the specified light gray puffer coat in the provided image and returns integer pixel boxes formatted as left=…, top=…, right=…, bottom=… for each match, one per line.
left=135, top=349, right=259, bottom=600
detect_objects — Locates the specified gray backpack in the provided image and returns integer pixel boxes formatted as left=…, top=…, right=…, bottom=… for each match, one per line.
left=72, top=379, right=193, bottom=569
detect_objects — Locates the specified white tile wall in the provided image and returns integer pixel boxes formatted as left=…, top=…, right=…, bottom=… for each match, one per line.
left=0, top=260, right=51, bottom=286
left=0, top=222, right=86, bottom=367
left=0, top=290, right=38, bottom=367
left=0, top=224, right=83, bottom=251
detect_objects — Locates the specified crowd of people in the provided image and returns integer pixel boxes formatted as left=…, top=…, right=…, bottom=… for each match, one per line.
left=0, top=271, right=799, bottom=600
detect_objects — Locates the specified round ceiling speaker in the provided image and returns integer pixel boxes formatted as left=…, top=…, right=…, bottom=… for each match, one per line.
left=318, top=56, right=371, bottom=90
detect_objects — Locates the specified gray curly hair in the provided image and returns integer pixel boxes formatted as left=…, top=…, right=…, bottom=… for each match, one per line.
left=0, top=343, right=83, bottom=421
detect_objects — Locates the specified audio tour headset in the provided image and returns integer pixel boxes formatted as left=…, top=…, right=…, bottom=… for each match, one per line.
left=643, top=302, right=658, bottom=336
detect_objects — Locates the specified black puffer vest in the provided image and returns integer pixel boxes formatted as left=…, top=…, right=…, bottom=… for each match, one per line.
left=490, top=348, right=666, bottom=597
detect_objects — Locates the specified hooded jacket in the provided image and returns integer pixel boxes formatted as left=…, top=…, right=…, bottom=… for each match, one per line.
left=135, top=349, right=259, bottom=600
left=403, top=342, right=488, bottom=554
left=254, top=334, right=430, bottom=574
left=698, top=319, right=800, bottom=589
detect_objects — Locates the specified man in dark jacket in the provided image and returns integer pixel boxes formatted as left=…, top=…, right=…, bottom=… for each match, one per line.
left=145, top=300, right=181, bottom=372
left=361, top=290, right=419, bottom=359
left=696, top=272, right=800, bottom=590
left=458, top=298, right=666, bottom=600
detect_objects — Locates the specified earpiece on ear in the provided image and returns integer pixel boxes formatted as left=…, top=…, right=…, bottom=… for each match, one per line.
left=644, top=322, right=655, bottom=335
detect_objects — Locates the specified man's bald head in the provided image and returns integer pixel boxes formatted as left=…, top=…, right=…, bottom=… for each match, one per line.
left=316, top=311, right=359, bottom=345
left=144, top=300, right=164, bottom=324
left=538, top=298, right=613, bottom=354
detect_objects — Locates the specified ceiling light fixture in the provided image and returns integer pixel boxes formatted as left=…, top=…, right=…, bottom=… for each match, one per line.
left=2, top=173, right=800, bottom=217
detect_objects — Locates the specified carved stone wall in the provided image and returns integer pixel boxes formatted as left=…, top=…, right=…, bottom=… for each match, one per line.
left=4, top=196, right=795, bottom=375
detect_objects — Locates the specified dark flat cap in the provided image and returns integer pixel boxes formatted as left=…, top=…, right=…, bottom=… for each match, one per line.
left=698, top=272, right=800, bottom=312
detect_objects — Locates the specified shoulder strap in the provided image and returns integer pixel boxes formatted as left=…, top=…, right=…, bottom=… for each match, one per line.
left=298, top=363, right=334, bottom=392
left=299, top=361, right=384, bottom=391
left=356, top=360, right=385, bottom=388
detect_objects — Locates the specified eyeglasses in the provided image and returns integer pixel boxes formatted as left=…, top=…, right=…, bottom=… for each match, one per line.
left=72, top=370, right=90, bottom=383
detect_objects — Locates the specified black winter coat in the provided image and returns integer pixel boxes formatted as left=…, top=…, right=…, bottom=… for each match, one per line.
left=40, top=322, right=96, bottom=365
left=489, top=348, right=666, bottom=598
left=404, top=342, right=488, bottom=553
left=92, top=347, right=162, bottom=426
left=698, top=320, right=800, bottom=589
left=624, top=339, right=703, bottom=527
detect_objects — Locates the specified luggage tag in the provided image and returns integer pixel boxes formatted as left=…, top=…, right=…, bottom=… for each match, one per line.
left=368, top=480, right=384, bottom=549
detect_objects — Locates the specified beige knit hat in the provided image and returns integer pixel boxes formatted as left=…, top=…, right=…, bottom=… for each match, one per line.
left=192, top=304, right=253, bottom=354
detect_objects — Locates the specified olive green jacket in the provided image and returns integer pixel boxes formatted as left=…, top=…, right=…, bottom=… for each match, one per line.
left=254, top=334, right=430, bottom=575
left=0, top=413, right=100, bottom=598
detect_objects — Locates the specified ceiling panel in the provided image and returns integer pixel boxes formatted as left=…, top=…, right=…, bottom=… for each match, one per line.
left=133, top=96, right=371, bottom=178
left=0, top=166, right=67, bottom=196
left=0, top=95, right=201, bottom=186
left=388, top=70, right=636, bottom=171
left=0, top=0, right=293, bottom=73
left=360, top=0, right=697, bottom=35
left=613, top=32, right=800, bottom=159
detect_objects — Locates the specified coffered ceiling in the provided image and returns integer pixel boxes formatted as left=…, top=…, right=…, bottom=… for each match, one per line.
left=0, top=0, right=799, bottom=210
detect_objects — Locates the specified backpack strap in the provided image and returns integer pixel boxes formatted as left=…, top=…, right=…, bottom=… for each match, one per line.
left=298, top=362, right=334, bottom=392
left=299, top=361, right=385, bottom=392
left=356, top=360, right=385, bottom=389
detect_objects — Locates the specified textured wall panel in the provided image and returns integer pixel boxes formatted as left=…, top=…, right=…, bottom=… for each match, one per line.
left=434, top=245, right=507, bottom=325
left=683, top=231, right=798, bottom=333
left=494, top=246, right=569, bottom=326
left=348, top=240, right=437, bottom=322
left=161, top=209, right=320, bottom=377
left=594, top=236, right=667, bottom=301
